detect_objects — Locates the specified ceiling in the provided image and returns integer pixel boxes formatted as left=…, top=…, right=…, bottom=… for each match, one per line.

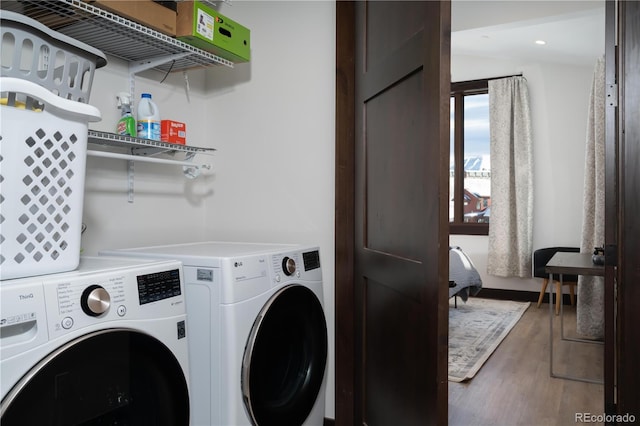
left=452, top=0, right=606, bottom=67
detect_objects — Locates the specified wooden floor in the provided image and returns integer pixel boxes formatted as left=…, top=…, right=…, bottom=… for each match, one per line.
left=449, top=302, right=604, bottom=426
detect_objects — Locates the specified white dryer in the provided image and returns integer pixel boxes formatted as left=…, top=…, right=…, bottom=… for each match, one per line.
left=0, top=256, right=190, bottom=425
left=101, top=242, right=328, bottom=426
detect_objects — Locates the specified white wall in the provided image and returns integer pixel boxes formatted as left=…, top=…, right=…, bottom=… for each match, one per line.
left=81, top=0, right=337, bottom=419
left=202, top=0, right=337, bottom=417
left=83, top=57, right=213, bottom=253
left=450, top=54, right=597, bottom=293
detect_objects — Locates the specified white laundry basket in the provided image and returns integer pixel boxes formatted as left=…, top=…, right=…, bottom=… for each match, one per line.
left=0, top=77, right=101, bottom=280
left=1, top=10, right=107, bottom=103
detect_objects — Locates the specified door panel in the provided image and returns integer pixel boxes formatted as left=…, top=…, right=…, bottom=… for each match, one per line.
left=353, top=2, right=450, bottom=425
left=364, top=277, right=426, bottom=425
left=366, top=70, right=427, bottom=262
left=365, top=2, right=428, bottom=69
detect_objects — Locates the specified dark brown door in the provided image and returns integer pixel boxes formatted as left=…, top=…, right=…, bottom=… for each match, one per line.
left=337, top=1, right=450, bottom=425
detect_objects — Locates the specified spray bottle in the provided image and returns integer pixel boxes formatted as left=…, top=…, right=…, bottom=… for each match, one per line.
left=116, top=92, right=136, bottom=137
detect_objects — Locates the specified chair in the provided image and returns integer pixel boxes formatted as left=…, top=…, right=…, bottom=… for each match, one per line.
left=533, top=247, right=579, bottom=315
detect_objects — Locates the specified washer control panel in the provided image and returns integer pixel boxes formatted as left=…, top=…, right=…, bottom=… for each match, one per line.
left=0, top=258, right=185, bottom=360
left=39, top=260, right=184, bottom=338
left=0, top=282, right=49, bottom=360
left=46, top=271, right=130, bottom=336
left=136, top=269, right=182, bottom=305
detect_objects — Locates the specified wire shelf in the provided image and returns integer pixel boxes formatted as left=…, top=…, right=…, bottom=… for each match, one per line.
left=0, top=0, right=234, bottom=72
left=88, top=130, right=216, bottom=157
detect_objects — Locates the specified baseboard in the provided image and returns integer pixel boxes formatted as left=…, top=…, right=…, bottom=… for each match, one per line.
left=324, top=418, right=335, bottom=426
left=475, top=287, right=574, bottom=305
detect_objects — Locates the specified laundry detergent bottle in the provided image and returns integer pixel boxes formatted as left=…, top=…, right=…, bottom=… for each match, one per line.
left=137, top=93, right=160, bottom=140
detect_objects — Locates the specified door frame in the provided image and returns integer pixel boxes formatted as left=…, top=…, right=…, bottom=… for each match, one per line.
left=603, top=0, right=616, bottom=416
left=334, top=1, right=356, bottom=424
left=615, top=0, right=640, bottom=417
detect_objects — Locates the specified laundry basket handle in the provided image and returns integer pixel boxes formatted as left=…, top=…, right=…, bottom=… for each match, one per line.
left=0, top=77, right=101, bottom=122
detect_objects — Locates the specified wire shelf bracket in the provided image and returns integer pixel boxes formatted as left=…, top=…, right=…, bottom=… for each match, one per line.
left=87, top=131, right=215, bottom=203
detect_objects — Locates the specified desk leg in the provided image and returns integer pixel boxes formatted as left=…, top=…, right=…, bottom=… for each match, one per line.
left=560, top=274, right=565, bottom=339
left=549, top=272, right=554, bottom=378
left=550, top=271, right=604, bottom=384
left=559, top=272, right=605, bottom=345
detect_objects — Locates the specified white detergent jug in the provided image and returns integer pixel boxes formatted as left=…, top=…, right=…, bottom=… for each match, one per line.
left=137, top=93, right=160, bottom=140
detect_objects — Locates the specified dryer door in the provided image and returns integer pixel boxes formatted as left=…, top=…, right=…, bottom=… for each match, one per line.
left=1, top=329, right=189, bottom=426
left=242, top=284, right=328, bottom=426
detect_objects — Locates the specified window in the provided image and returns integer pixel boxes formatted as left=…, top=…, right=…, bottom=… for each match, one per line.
left=450, top=79, right=491, bottom=235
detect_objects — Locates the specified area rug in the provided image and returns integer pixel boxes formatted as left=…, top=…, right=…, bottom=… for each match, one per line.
left=449, top=297, right=530, bottom=382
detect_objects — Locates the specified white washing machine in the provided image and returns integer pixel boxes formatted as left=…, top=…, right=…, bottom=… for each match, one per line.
left=0, top=256, right=191, bottom=425
left=101, top=242, right=328, bottom=426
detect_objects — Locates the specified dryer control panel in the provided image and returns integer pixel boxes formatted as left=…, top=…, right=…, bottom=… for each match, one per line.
left=272, top=252, right=302, bottom=281
left=271, top=248, right=322, bottom=284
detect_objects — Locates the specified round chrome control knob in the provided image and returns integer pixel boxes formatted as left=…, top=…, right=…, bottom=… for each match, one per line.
left=282, top=257, right=296, bottom=276
left=81, top=285, right=111, bottom=316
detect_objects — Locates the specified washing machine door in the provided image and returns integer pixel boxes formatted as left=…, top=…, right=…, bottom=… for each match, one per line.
left=242, top=284, right=328, bottom=426
left=1, top=329, right=189, bottom=426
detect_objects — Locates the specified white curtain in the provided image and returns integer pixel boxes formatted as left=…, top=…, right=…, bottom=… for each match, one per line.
left=577, top=57, right=606, bottom=339
left=487, top=77, right=534, bottom=278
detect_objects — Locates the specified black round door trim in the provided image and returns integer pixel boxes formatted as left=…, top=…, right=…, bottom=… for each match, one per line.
left=242, top=284, right=328, bottom=426
left=0, top=328, right=190, bottom=426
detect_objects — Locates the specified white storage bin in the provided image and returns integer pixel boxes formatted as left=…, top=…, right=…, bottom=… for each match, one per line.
left=1, top=10, right=107, bottom=103
left=0, top=77, right=101, bottom=280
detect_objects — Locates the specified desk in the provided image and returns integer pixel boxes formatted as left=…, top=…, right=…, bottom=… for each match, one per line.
left=545, top=252, right=604, bottom=384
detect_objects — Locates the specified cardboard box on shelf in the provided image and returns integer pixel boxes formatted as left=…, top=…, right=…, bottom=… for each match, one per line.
left=161, top=120, right=186, bottom=145
left=84, top=0, right=177, bottom=36
left=176, top=1, right=250, bottom=63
